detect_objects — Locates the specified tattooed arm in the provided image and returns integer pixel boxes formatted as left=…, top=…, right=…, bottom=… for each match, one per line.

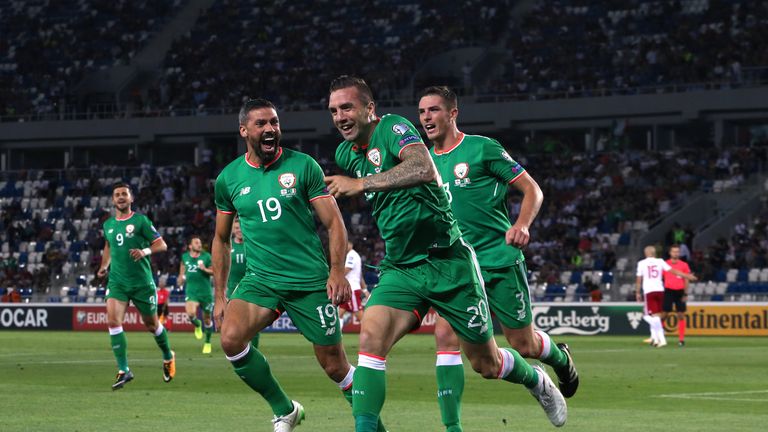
left=324, top=144, right=437, bottom=197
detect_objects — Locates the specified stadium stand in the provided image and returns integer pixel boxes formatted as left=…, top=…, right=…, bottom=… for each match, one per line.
left=0, top=0, right=182, bottom=120
left=486, top=0, right=768, bottom=99
left=1, top=145, right=764, bottom=303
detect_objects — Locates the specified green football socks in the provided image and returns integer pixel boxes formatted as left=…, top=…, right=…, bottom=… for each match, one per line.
left=109, top=327, right=129, bottom=372
left=436, top=352, right=464, bottom=432
left=498, top=348, right=539, bottom=389
left=153, top=324, right=173, bottom=361
left=535, top=330, right=568, bottom=370
left=353, top=354, right=387, bottom=432
left=228, top=344, right=293, bottom=416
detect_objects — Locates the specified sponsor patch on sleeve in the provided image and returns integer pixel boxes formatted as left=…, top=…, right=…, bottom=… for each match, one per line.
left=398, top=134, right=421, bottom=147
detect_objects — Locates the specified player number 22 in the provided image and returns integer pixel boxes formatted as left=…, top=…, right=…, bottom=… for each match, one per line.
left=256, top=197, right=282, bottom=222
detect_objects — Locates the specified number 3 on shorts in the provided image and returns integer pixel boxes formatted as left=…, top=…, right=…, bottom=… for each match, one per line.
left=466, top=299, right=489, bottom=329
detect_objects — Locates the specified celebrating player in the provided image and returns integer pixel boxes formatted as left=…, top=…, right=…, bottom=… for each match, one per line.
left=179, top=235, right=215, bottom=353
left=419, top=86, right=579, bottom=431
left=338, top=239, right=368, bottom=328
left=663, top=244, right=691, bottom=346
left=211, top=98, right=387, bottom=432
left=97, top=182, right=175, bottom=390
left=636, top=245, right=696, bottom=347
left=324, top=76, right=567, bottom=431
left=227, top=217, right=259, bottom=348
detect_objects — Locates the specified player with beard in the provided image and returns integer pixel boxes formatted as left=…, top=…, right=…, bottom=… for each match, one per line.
left=324, top=76, right=567, bottom=431
left=212, top=98, right=388, bottom=432
left=179, top=235, right=215, bottom=353
left=419, top=86, right=578, bottom=431
left=97, top=182, right=175, bottom=389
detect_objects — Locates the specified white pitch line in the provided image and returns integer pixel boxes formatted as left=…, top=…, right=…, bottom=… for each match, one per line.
left=657, top=390, right=768, bottom=403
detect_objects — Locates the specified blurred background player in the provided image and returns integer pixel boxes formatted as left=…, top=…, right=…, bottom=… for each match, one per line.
left=663, top=244, right=691, bottom=347
left=338, top=239, right=367, bottom=328
left=157, top=279, right=171, bottom=331
left=179, top=236, right=214, bottom=353
left=227, top=217, right=259, bottom=349
left=419, top=86, right=578, bottom=432
left=636, top=246, right=695, bottom=347
left=97, top=182, right=175, bottom=389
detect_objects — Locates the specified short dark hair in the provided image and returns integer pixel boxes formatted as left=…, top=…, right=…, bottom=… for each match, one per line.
left=420, top=86, right=458, bottom=110
left=112, top=182, right=132, bottom=193
left=188, top=235, right=201, bottom=246
left=239, top=98, right=276, bottom=125
left=329, top=75, right=374, bottom=105
left=670, top=244, right=681, bottom=249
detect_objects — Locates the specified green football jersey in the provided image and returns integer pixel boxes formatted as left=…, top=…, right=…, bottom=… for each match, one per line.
left=214, top=148, right=329, bottom=288
left=430, top=133, right=526, bottom=269
left=181, top=251, right=212, bottom=297
left=102, top=212, right=161, bottom=288
left=228, top=239, right=246, bottom=291
left=335, top=114, right=460, bottom=265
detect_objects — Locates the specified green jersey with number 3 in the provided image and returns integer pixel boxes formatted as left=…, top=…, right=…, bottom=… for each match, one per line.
left=102, top=212, right=161, bottom=288
left=430, top=133, right=526, bottom=269
left=182, top=251, right=212, bottom=297
left=215, top=148, right=330, bottom=289
left=335, top=114, right=460, bottom=266
left=227, top=240, right=246, bottom=293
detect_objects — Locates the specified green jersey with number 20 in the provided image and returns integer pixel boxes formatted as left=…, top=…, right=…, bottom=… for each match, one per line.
left=215, top=148, right=330, bottom=289
left=102, top=212, right=161, bottom=287
left=335, top=114, right=460, bottom=266
left=430, top=133, right=526, bottom=269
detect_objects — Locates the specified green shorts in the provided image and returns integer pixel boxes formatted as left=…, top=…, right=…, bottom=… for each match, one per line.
left=230, top=275, right=341, bottom=346
left=186, top=286, right=214, bottom=314
left=369, top=239, right=492, bottom=344
left=482, top=261, right=532, bottom=329
left=106, top=282, right=157, bottom=316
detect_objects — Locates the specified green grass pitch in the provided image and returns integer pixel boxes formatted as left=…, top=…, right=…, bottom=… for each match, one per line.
left=1, top=331, right=766, bottom=431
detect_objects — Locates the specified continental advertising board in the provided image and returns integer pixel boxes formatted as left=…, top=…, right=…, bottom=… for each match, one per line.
left=1, top=303, right=766, bottom=336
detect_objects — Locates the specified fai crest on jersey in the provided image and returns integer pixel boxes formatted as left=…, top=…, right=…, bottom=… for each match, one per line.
left=454, top=163, right=469, bottom=179
left=367, top=148, right=382, bottom=167
left=392, top=123, right=409, bottom=135
left=278, top=173, right=296, bottom=188
left=126, top=224, right=135, bottom=233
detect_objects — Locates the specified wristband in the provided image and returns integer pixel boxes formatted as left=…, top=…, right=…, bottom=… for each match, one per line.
left=142, top=248, right=152, bottom=257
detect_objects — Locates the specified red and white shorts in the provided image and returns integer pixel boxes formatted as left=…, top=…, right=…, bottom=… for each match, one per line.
left=341, top=290, right=363, bottom=313
left=644, top=292, right=664, bottom=315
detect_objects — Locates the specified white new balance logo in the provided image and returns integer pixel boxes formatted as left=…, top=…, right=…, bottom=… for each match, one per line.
left=240, top=186, right=251, bottom=195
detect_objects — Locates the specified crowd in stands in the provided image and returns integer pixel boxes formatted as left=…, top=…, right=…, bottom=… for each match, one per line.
left=488, top=0, right=768, bottom=99
left=145, top=0, right=506, bottom=116
left=2, top=145, right=765, bottom=300
left=0, top=0, right=181, bottom=120
left=3, top=0, right=767, bottom=119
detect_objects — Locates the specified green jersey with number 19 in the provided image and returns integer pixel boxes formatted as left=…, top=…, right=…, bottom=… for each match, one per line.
left=430, top=133, right=526, bottom=269
left=335, top=114, right=460, bottom=266
left=102, top=212, right=162, bottom=288
left=215, top=148, right=330, bottom=288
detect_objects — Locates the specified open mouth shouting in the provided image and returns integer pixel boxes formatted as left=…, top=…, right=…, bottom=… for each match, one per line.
left=423, top=122, right=437, bottom=138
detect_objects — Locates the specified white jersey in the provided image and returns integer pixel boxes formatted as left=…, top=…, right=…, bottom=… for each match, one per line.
left=636, top=257, right=672, bottom=294
left=344, top=249, right=362, bottom=292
